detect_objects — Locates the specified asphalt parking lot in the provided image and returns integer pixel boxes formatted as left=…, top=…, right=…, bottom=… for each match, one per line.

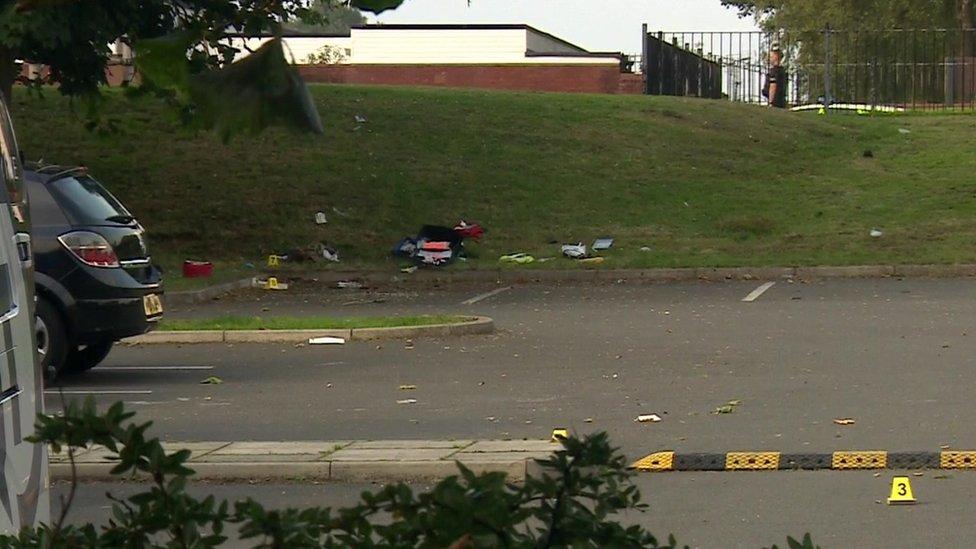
left=45, top=276, right=976, bottom=547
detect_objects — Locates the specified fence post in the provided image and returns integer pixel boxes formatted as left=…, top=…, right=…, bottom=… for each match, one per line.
left=642, top=23, right=649, bottom=95
left=823, top=24, right=832, bottom=112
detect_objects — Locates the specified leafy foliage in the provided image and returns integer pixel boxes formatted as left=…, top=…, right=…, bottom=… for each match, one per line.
left=721, top=0, right=970, bottom=32
left=0, top=0, right=405, bottom=134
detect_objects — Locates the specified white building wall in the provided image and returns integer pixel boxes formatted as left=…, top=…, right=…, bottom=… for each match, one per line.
left=350, top=28, right=529, bottom=64
left=225, top=36, right=352, bottom=64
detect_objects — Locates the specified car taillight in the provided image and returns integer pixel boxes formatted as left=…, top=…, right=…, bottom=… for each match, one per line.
left=58, top=231, right=119, bottom=268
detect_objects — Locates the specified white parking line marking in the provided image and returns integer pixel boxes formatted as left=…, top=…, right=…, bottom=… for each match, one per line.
left=462, top=286, right=512, bottom=305
left=44, top=390, right=153, bottom=395
left=741, top=282, right=776, bottom=302
left=102, top=366, right=214, bottom=371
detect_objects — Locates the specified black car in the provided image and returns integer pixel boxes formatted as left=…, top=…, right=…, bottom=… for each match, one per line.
left=26, top=166, right=162, bottom=377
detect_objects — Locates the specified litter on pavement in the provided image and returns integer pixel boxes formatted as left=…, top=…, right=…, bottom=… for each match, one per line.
left=309, top=336, right=346, bottom=345
left=833, top=418, right=856, bottom=425
left=200, top=376, right=223, bottom=385
left=398, top=384, right=417, bottom=390
left=396, top=398, right=418, bottom=405
left=635, top=414, right=663, bottom=423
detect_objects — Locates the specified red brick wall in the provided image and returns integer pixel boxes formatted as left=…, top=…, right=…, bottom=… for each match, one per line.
left=298, top=64, right=643, bottom=95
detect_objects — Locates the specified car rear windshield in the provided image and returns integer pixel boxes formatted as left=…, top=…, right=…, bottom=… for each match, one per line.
left=47, top=175, right=132, bottom=226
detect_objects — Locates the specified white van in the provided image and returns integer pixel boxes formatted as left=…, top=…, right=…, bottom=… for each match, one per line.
left=0, top=96, right=49, bottom=531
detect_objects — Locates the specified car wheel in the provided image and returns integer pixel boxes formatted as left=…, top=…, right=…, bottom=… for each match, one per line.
left=63, top=341, right=114, bottom=375
left=35, top=297, right=68, bottom=380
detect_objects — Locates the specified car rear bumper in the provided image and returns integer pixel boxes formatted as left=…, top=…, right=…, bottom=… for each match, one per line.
left=74, top=294, right=162, bottom=344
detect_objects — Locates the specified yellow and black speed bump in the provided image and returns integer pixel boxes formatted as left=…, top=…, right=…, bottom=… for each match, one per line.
left=631, top=450, right=968, bottom=472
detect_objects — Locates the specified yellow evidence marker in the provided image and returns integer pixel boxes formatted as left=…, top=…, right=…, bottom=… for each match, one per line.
left=551, top=428, right=569, bottom=442
left=887, top=476, right=916, bottom=505
left=263, top=277, right=288, bottom=291
left=267, top=255, right=281, bottom=268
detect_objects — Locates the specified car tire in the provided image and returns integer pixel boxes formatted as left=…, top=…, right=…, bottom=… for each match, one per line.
left=63, top=341, right=114, bottom=374
left=35, top=297, right=68, bottom=380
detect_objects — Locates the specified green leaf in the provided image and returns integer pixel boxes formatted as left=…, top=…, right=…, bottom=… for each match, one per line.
left=133, top=32, right=197, bottom=90
left=349, top=0, right=405, bottom=14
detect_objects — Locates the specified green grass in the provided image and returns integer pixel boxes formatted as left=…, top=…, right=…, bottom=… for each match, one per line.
left=160, top=314, right=470, bottom=331
left=12, top=85, right=976, bottom=269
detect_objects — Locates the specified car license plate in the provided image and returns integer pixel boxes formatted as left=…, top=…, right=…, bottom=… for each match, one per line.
left=143, top=294, right=163, bottom=317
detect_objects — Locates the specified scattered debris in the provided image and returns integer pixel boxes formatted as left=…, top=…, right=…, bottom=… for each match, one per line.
left=315, top=212, right=328, bottom=225
left=177, top=397, right=190, bottom=402
left=336, top=281, right=363, bottom=290
left=592, top=237, right=614, bottom=251
left=635, top=414, right=663, bottom=423
left=870, top=228, right=884, bottom=238
left=393, top=225, right=470, bottom=268
left=401, top=266, right=418, bottom=274
left=499, top=253, right=535, bottom=264
left=454, top=220, right=485, bottom=240
left=712, top=400, right=741, bottom=415
left=640, top=246, right=652, bottom=252
left=913, top=472, right=924, bottom=477
left=182, top=260, right=213, bottom=278
left=833, top=418, right=856, bottom=426
left=584, top=417, right=594, bottom=423
left=200, top=376, right=223, bottom=385
left=309, top=336, right=346, bottom=345
left=398, top=384, right=417, bottom=391
left=561, top=243, right=587, bottom=259
left=325, top=383, right=333, bottom=389
left=396, top=399, right=418, bottom=405
left=355, top=114, right=368, bottom=124
left=934, top=474, right=951, bottom=480
left=579, top=257, right=605, bottom=265
left=486, top=416, right=497, bottom=422
left=898, top=128, right=911, bottom=134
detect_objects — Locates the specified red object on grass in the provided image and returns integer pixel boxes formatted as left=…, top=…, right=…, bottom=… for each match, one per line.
left=182, top=260, right=214, bottom=278
left=454, top=221, right=485, bottom=240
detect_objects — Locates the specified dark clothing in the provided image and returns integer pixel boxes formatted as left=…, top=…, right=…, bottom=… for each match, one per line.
left=763, top=65, right=787, bottom=108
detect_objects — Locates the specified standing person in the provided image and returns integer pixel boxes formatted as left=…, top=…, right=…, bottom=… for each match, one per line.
left=763, top=46, right=787, bottom=108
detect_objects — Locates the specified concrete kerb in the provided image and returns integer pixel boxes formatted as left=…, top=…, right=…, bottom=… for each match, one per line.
left=123, top=317, right=494, bottom=345
left=49, top=439, right=557, bottom=483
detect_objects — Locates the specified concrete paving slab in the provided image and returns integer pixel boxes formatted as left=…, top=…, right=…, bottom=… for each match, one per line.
left=161, top=441, right=230, bottom=458
left=349, top=440, right=473, bottom=450
left=463, top=440, right=562, bottom=453
left=453, top=451, right=550, bottom=463
left=208, top=441, right=351, bottom=455
left=328, top=448, right=457, bottom=462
